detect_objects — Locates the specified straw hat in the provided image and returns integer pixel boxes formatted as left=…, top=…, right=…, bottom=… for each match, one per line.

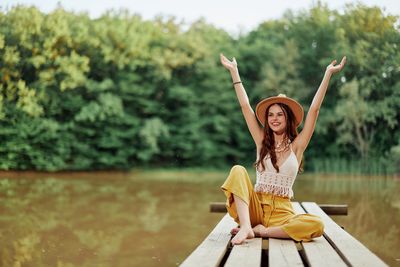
left=255, top=94, right=304, bottom=128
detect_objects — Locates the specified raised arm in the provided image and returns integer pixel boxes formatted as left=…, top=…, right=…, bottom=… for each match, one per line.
left=220, top=53, right=263, bottom=147
left=295, top=56, right=347, bottom=152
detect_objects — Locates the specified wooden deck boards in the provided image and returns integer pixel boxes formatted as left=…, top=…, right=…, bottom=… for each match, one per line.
left=225, top=238, right=262, bottom=267
left=292, top=202, right=347, bottom=267
left=180, top=213, right=237, bottom=267
left=268, top=238, right=304, bottom=267
left=180, top=202, right=388, bottom=267
left=302, top=202, right=387, bottom=267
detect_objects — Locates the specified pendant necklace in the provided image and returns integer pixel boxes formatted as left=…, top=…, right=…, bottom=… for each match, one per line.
left=275, top=137, right=291, bottom=153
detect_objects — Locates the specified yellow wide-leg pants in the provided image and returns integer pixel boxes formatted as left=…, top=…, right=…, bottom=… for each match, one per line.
left=221, top=165, right=324, bottom=242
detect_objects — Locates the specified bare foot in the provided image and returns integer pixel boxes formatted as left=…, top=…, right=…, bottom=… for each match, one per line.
left=231, top=226, right=254, bottom=245
left=252, top=224, right=268, bottom=237
left=230, top=227, right=240, bottom=235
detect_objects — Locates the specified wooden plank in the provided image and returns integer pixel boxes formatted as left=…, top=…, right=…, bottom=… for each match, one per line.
left=292, top=202, right=347, bottom=267
left=224, top=238, right=262, bottom=267
left=209, top=202, right=229, bottom=213
left=301, top=202, right=388, bottom=267
left=268, top=238, right=304, bottom=267
left=180, top=213, right=237, bottom=267
left=291, top=202, right=306, bottom=214
left=318, top=204, right=348, bottom=215
left=209, top=202, right=347, bottom=215
left=302, top=237, right=348, bottom=267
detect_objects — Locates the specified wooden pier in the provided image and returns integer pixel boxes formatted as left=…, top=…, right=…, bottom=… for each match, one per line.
left=180, top=202, right=387, bottom=267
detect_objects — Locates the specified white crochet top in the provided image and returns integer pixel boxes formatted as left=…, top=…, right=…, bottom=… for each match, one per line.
left=255, top=145, right=299, bottom=198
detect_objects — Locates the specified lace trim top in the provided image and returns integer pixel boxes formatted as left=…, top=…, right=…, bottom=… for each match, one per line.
left=255, top=145, right=299, bottom=198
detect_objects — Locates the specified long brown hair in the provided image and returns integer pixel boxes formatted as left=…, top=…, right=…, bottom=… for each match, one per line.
left=254, top=103, right=304, bottom=173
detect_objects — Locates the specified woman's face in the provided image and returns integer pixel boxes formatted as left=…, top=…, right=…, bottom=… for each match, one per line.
left=267, top=104, right=287, bottom=133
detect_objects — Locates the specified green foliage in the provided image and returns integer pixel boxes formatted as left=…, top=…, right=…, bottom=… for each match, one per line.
left=0, top=4, right=398, bottom=173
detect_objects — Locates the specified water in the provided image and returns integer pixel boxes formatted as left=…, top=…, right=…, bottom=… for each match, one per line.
left=0, top=169, right=399, bottom=266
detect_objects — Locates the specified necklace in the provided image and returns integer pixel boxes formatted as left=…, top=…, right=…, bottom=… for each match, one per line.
left=274, top=138, right=291, bottom=153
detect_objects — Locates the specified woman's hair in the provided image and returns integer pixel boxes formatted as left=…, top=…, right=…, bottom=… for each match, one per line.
left=254, top=103, right=304, bottom=173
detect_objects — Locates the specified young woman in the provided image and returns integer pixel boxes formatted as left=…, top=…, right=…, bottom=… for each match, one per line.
left=220, top=53, right=346, bottom=245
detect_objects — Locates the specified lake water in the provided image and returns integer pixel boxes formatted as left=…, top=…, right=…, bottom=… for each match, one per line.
left=0, top=169, right=399, bottom=266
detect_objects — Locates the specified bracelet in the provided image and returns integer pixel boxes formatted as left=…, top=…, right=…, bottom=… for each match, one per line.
left=233, top=81, right=242, bottom=85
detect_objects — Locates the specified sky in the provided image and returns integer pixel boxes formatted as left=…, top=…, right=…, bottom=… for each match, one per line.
left=1, top=0, right=399, bottom=34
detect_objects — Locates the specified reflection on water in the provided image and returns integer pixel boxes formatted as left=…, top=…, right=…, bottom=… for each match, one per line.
left=0, top=170, right=399, bottom=266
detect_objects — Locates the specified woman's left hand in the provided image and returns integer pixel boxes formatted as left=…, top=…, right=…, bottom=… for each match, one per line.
left=326, top=56, right=346, bottom=75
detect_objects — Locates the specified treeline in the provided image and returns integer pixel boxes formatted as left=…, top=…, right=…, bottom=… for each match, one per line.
left=0, top=4, right=399, bottom=173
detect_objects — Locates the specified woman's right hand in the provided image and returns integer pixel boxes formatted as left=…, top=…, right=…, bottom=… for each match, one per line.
left=220, top=53, right=238, bottom=72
